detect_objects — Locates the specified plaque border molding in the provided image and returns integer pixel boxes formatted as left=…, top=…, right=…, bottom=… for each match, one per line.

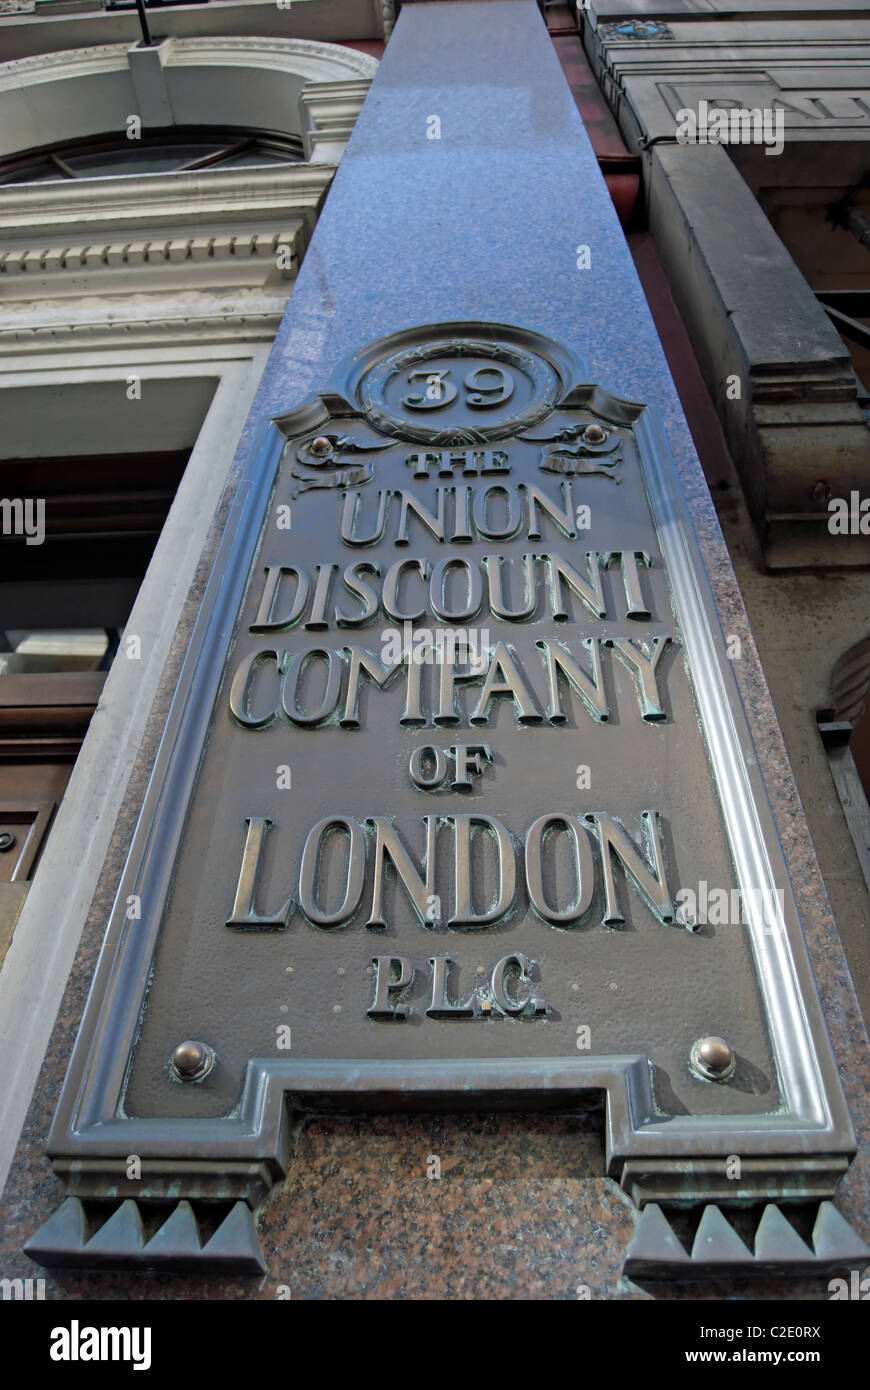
left=29, top=321, right=859, bottom=1273
left=357, top=335, right=561, bottom=445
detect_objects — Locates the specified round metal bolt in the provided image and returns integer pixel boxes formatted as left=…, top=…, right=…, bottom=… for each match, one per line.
left=170, top=1040, right=215, bottom=1082
left=812, top=480, right=831, bottom=504
left=582, top=423, right=607, bottom=445
left=309, top=435, right=333, bottom=458
left=0, top=832, right=16, bottom=852
left=690, top=1036, right=736, bottom=1082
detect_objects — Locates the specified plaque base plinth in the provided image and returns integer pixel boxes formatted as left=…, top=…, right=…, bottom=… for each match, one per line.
left=24, top=1197, right=266, bottom=1275
left=625, top=1201, right=870, bottom=1281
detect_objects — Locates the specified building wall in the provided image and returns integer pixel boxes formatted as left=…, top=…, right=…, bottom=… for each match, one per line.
left=0, top=19, right=379, bottom=1192
left=0, top=0, right=867, bottom=1300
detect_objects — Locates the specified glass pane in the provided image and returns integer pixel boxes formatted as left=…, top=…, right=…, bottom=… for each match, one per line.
left=218, top=149, right=298, bottom=169
left=0, top=630, right=109, bottom=675
left=0, top=135, right=301, bottom=186
left=0, top=162, right=61, bottom=186
left=64, top=145, right=221, bottom=177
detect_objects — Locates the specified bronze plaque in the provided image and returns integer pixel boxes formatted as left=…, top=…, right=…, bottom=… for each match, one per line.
left=45, top=324, right=853, bottom=1239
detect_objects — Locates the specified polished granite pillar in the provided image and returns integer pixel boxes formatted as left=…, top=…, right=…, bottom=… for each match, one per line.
left=1, top=0, right=867, bottom=1299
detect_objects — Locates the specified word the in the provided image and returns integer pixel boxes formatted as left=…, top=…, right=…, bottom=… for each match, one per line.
left=404, top=449, right=509, bottom=477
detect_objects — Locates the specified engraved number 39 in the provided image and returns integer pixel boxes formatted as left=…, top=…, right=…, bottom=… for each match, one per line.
left=402, top=365, right=514, bottom=411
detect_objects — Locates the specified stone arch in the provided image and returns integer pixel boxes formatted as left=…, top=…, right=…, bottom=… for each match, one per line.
left=0, top=37, right=379, bottom=160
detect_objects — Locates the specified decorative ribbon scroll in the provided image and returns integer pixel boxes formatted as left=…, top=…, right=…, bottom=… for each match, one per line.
left=291, top=432, right=391, bottom=494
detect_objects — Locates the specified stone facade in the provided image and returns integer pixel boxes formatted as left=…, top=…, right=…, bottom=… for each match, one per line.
left=580, top=0, right=870, bottom=567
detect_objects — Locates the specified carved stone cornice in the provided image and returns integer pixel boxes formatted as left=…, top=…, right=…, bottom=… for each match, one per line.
left=0, top=304, right=285, bottom=354
left=0, top=41, right=123, bottom=85
left=0, top=3, right=385, bottom=63
left=0, top=162, right=338, bottom=305
left=160, top=35, right=378, bottom=81
left=0, top=38, right=373, bottom=305
left=0, top=163, right=335, bottom=237
left=0, top=222, right=306, bottom=290
left=0, top=35, right=379, bottom=86
left=299, top=78, right=372, bottom=160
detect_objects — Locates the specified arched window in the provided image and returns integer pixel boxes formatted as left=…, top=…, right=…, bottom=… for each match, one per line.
left=0, top=127, right=304, bottom=185
left=0, top=37, right=378, bottom=168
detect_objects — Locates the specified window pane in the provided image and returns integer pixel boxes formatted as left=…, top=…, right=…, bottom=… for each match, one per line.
left=0, top=630, right=109, bottom=675
left=64, top=145, right=221, bottom=177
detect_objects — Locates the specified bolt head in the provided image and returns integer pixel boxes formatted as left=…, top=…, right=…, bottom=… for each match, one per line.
left=170, top=1040, right=214, bottom=1082
left=583, top=423, right=607, bottom=444
left=690, top=1036, right=736, bottom=1082
left=309, top=435, right=333, bottom=458
left=0, top=832, right=16, bottom=852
